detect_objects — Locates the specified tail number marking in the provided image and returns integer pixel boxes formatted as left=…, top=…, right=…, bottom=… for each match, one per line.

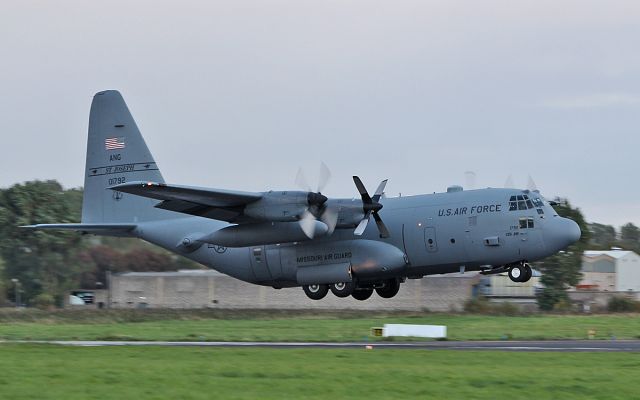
left=108, top=177, right=126, bottom=186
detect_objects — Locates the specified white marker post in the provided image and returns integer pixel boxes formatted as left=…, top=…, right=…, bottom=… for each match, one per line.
left=382, top=324, right=447, bottom=339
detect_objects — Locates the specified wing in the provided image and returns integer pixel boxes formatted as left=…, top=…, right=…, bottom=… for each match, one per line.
left=110, top=181, right=263, bottom=223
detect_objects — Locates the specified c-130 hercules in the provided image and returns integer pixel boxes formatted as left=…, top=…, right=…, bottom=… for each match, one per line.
left=25, top=91, right=581, bottom=301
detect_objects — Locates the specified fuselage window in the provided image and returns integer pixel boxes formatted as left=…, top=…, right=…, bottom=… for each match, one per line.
left=536, top=208, right=544, bottom=215
left=519, top=218, right=528, bottom=229
left=527, top=217, right=534, bottom=228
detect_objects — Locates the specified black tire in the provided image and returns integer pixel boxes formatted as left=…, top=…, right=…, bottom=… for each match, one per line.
left=375, top=279, right=400, bottom=298
left=330, top=282, right=355, bottom=298
left=303, top=284, right=329, bottom=300
left=352, top=289, right=374, bottom=301
left=522, top=263, right=533, bottom=283
left=508, top=265, right=525, bottom=283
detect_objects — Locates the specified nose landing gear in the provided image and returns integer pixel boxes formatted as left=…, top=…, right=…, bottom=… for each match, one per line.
left=508, top=262, right=532, bottom=283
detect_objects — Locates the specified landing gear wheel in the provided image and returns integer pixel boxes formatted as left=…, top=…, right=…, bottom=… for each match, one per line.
left=303, top=284, right=329, bottom=300
left=352, top=289, right=374, bottom=301
left=522, top=263, right=532, bottom=283
left=508, top=264, right=531, bottom=283
left=330, top=282, right=356, bottom=298
left=375, top=279, right=400, bottom=299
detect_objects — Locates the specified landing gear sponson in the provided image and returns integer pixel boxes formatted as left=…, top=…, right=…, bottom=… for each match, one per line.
left=302, top=278, right=401, bottom=301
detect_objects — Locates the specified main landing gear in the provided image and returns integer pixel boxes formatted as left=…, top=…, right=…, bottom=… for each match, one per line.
left=330, top=282, right=356, bottom=297
left=302, top=278, right=401, bottom=301
left=302, top=284, right=329, bottom=300
left=375, top=279, right=401, bottom=298
left=508, top=262, right=532, bottom=283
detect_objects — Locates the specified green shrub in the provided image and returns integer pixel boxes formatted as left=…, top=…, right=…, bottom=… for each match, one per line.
left=463, top=297, right=522, bottom=315
left=31, top=293, right=55, bottom=310
left=463, top=297, right=491, bottom=314
left=552, top=299, right=575, bottom=313
left=607, top=296, right=640, bottom=313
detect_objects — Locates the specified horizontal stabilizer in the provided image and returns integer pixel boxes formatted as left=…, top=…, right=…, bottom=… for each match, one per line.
left=21, top=223, right=137, bottom=236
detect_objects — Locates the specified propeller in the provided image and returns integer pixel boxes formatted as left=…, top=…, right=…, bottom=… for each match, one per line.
left=464, top=171, right=477, bottom=190
left=295, top=162, right=331, bottom=194
left=352, top=176, right=390, bottom=238
left=504, top=174, right=515, bottom=189
left=527, top=175, right=539, bottom=192
left=294, top=162, right=337, bottom=238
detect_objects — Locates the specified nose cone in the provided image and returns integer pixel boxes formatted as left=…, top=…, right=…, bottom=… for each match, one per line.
left=567, top=219, right=582, bottom=244
left=547, top=217, right=581, bottom=252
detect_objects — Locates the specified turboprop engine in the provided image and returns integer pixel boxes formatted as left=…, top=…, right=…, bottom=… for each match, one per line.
left=243, top=191, right=327, bottom=222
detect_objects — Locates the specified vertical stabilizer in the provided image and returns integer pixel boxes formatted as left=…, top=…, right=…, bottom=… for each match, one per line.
left=82, top=90, right=171, bottom=223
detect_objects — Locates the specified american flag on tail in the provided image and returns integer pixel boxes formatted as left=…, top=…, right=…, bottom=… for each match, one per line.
left=105, top=137, right=125, bottom=150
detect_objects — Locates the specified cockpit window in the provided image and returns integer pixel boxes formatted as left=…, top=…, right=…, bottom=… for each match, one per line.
left=510, top=194, right=541, bottom=211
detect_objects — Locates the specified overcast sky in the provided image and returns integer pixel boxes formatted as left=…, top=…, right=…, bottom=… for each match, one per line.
left=1, top=0, right=638, bottom=228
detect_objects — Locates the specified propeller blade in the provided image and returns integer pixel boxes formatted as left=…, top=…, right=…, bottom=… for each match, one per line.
left=320, top=207, right=339, bottom=235
left=372, top=179, right=388, bottom=202
left=299, top=210, right=317, bottom=239
left=464, top=171, right=476, bottom=190
left=353, top=214, right=370, bottom=236
left=504, top=175, right=515, bottom=189
left=527, top=175, right=538, bottom=192
left=353, top=176, right=372, bottom=203
left=372, top=212, right=390, bottom=238
left=295, top=168, right=311, bottom=192
left=317, top=162, right=331, bottom=193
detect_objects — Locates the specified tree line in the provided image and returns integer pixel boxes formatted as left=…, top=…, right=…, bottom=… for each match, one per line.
left=0, top=180, right=199, bottom=307
left=588, top=222, right=640, bottom=253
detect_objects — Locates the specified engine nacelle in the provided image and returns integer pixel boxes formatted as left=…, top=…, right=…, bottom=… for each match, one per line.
left=198, top=221, right=328, bottom=247
left=243, top=191, right=313, bottom=222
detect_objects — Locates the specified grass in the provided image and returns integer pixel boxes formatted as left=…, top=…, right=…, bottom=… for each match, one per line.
left=0, top=344, right=638, bottom=399
left=0, top=310, right=639, bottom=341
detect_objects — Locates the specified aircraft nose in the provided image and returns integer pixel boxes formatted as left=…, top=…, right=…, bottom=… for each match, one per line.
left=548, top=217, right=581, bottom=251
left=567, top=219, right=582, bottom=244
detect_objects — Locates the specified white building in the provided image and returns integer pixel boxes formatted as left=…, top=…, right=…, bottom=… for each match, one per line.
left=580, top=249, right=640, bottom=292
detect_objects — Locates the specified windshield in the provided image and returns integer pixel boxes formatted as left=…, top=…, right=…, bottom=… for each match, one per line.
left=509, top=194, right=545, bottom=211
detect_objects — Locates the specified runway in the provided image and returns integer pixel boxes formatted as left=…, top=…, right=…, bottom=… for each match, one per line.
left=9, top=340, right=640, bottom=352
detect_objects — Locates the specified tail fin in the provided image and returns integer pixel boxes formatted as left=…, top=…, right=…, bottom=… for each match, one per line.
left=82, top=90, right=172, bottom=223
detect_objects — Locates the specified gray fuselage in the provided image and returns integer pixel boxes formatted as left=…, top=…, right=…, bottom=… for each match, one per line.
left=135, top=187, right=581, bottom=288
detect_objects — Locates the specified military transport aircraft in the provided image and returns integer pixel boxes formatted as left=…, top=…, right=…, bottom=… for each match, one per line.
left=24, top=91, right=582, bottom=301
